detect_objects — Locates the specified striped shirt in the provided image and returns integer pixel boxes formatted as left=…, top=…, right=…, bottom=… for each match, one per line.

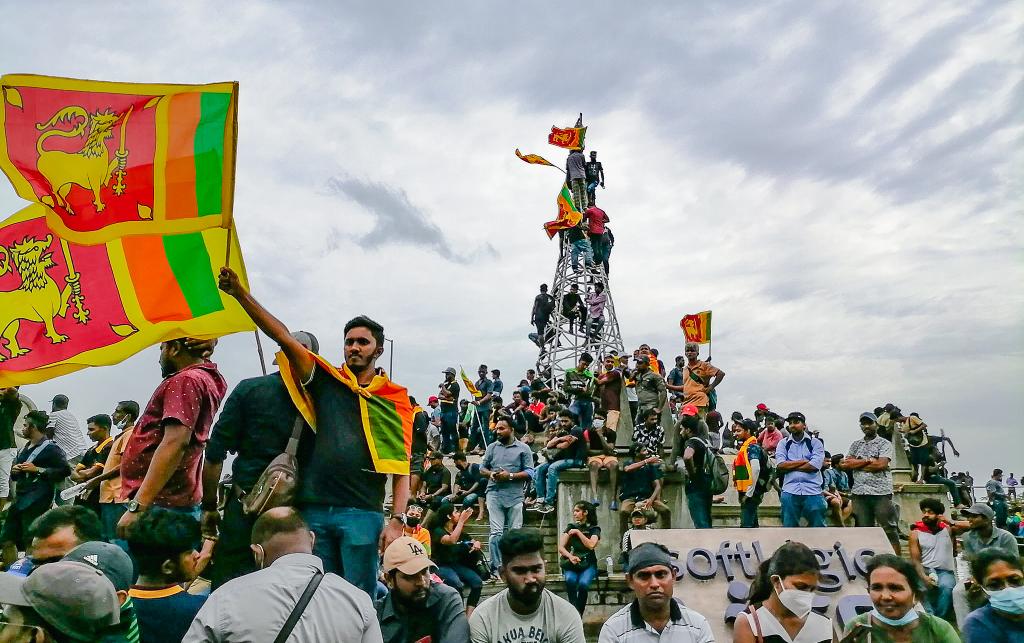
left=47, top=409, right=86, bottom=460
left=599, top=598, right=714, bottom=643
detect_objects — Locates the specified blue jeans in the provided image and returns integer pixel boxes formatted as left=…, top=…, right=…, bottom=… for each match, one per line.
left=569, top=400, right=594, bottom=430
left=534, top=459, right=581, bottom=505
left=924, top=568, right=956, bottom=618
left=781, top=492, right=827, bottom=528
left=486, top=496, right=523, bottom=573
left=740, top=494, right=762, bottom=528
left=440, top=406, right=459, bottom=452
left=564, top=564, right=598, bottom=614
left=100, top=503, right=128, bottom=543
left=471, top=410, right=492, bottom=449
left=570, top=239, right=593, bottom=271
left=437, top=563, right=483, bottom=607
left=590, top=234, right=607, bottom=265
left=301, top=505, right=383, bottom=597
left=686, top=488, right=712, bottom=529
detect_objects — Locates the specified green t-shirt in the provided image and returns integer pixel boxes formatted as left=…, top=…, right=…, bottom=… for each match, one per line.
left=844, top=611, right=960, bottom=643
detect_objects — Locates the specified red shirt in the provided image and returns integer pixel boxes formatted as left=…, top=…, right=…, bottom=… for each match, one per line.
left=120, top=362, right=227, bottom=507
left=584, top=206, right=607, bottom=235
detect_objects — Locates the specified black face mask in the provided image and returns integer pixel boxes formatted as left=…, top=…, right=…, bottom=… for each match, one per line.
left=406, top=516, right=421, bottom=528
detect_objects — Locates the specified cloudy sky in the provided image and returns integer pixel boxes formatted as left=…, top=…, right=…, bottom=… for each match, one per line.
left=2, top=2, right=1021, bottom=481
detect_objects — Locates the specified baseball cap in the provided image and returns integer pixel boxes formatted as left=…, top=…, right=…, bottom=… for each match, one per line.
left=443, top=367, right=456, bottom=375
left=859, top=412, right=878, bottom=423
left=961, top=503, right=995, bottom=520
left=382, top=536, right=435, bottom=575
left=428, top=395, right=438, bottom=404
left=626, top=542, right=673, bottom=574
left=680, top=404, right=698, bottom=417
left=0, top=560, right=120, bottom=640
left=755, top=403, right=768, bottom=411
left=739, top=418, right=759, bottom=432
left=291, top=330, right=320, bottom=354
left=787, top=411, right=806, bottom=423
left=63, top=541, right=134, bottom=592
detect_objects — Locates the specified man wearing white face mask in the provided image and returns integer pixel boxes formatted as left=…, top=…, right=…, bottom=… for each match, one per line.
left=185, top=506, right=383, bottom=642
left=735, top=541, right=833, bottom=643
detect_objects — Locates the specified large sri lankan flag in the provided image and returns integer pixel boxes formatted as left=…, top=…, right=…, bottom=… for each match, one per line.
left=543, top=183, right=584, bottom=239
left=0, top=203, right=254, bottom=387
left=0, top=74, right=237, bottom=244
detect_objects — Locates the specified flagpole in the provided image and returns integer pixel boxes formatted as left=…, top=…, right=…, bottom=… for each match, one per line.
left=224, top=224, right=233, bottom=268
left=254, top=330, right=267, bottom=375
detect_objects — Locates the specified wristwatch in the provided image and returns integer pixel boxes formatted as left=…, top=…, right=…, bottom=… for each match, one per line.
left=126, top=499, right=145, bottom=513
left=389, top=513, right=408, bottom=526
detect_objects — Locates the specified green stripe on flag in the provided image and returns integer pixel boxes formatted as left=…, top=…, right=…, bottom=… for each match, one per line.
left=366, top=398, right=407, bottom=462
left=162, top=233, right=224, bottom=317
left=193, top=92, right=230, bottom=217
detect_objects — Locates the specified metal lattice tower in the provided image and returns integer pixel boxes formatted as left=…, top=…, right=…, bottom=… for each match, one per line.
left=536, top=233, right=625, bottom=389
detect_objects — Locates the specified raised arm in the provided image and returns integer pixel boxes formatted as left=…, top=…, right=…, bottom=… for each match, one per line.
left=218, top=267, right=313, bottom=380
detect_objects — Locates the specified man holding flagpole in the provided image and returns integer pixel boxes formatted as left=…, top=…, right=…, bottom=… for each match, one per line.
left=217, top=266, right=412, bottom=599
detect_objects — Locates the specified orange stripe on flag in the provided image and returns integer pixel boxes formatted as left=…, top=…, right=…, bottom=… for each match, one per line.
left=122, top=236, right=192, bottom=321
left=165, top=93, right=201, bottom=220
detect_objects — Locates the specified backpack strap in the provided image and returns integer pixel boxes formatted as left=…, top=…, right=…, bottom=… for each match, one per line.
left=747, top=605, right=764, bottom=643
left=273, top=569, right=324, bottom=643
left=284, top=415, right=305, bottom=458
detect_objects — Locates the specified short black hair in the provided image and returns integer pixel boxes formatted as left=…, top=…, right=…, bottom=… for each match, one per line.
left=644, top=407, right=660, bottom=420
left=343, top=315, right=385, bottom=348
left=24, top=410, right=49, bottom=432
left=29, top=506, right=103, bottom=544
left=970, top=547, right=1023, bottom=584
left=251, top=507, right=309, bottom=545
left=866, top=553, right=925, bottom=598
left=453, top=452, right=468, bottom=463
left=86, top=414, right=112, bottom=430
left=117, top=400, right=141, bottom=420
left=558, top=410, right=577, bottom=421
left=127, top=509, right=200, bottom=576
left=580, top=352, right=593, bottom=364
left=498, top=528, right=544, bottom=564
left=919, top=497, right=945, bottom=514
left=51, top=394, right=69, bottom=409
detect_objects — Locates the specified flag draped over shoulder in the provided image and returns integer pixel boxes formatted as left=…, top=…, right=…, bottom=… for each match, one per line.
left=460, top=366, right=482, bottom=399
left=0, top=203, right=253, bottom=386
left=543, top=184, right=584, bottom=239
left=514, top=148, right=558, bottom=169
left=680, top=310, right=712, bottom=344
left=277, top=350, right=413, bottom=475
left=0, top=74, right=238, bottom=244
left=548, top=126, right=586, bottom=150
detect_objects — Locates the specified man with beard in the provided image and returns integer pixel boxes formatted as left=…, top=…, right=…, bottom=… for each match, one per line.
left=438, top=368, right=461, bottom=455
left=680, top=342, right=724, bottom=419
left=0, top=410, right=71, bottom=568
left=600, top=542, right=714, bottom=642
left=219, top=267, right=412, bottom=597
left=479, top=418, right=534, bottom=574
left=377, top=536, right=469, bottom=643
left=470, top=529, right=584, bottom=643
left=839, top=412, right=900, bottom=554
left=117, top=338, right=227, bottom=538
left=909, top=498, right=957, bottom=618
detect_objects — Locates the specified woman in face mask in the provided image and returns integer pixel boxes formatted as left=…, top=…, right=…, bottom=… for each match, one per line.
left=842, top=553, right=960, bottom=642
left=735, top=541, right=833, bottom=642
left=962, top=549, right=1024, bottom=642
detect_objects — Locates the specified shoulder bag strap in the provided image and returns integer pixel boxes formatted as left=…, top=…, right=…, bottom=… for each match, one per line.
left=746, top=605, right=764, bottom=643
left=273, top=569, right=324, bottom=643
left=284, top=415, right=306, bottom=458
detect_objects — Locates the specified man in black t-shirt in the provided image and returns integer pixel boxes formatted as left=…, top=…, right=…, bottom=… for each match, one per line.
left=417, top=452, right=451, bottom=511
left=71, top=414, right=114, bottom=516
left=561, top=284, right=585, bottom=333
left=618, top=444, right=670, bottom=531
left=219, top=267, right=412, bottom=598
left=680, top=413, right=713, bottom=529
left=531, top=411, right=585, bottom=514
left=586, top=415, right=618, bottom=509
left=438, top=368, right=461, bottom=454
left=585, top=151, right=605, bottom=204
left=409, top=397, right=430, bottom=498
left=0, top=387, right=20, bottom=512
left=530, top=284, right=556, bottom=347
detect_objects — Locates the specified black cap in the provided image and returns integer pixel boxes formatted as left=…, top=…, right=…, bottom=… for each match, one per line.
left=787, top=411, right=806, bottom=423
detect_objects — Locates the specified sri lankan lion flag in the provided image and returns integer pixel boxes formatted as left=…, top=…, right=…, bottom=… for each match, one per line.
left=460, top=366, right=482, bottom=399
left=514, top=148, right=557, bottom=169
left=548, top=126, right=586, bottom=150
left=0, top=203, right=254, bottom=386
left=278, top=350, right=414, bottom=475
left=680, top=310, right=712, bottom=344
left=0, top=74, right=238, bottom=244
left=543, top=183, right=584, bottom=239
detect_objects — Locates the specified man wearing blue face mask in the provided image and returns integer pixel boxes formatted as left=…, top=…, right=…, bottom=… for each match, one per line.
left=963, top=549, right=1024, bottom=642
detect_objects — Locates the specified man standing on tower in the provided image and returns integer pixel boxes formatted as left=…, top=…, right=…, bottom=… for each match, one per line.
left=585, top=151, right=605, bottom=205
left=565, top=148, right=587, bottom=212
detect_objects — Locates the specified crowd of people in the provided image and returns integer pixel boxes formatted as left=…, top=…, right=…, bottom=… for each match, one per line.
left=0, top=260, right=1018, bottom=642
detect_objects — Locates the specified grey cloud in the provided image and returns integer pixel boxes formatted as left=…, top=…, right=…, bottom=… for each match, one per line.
left=326, top=176, right=497, bottom=264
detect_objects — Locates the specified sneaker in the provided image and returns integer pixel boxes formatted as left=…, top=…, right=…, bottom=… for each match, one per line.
left=537, top=503, right=555, bottom=514
left=526, top=503, right=542, bottom=512
left=590, top=498, right=601, bottom=507
left=610, top=500, right=619, bottom=511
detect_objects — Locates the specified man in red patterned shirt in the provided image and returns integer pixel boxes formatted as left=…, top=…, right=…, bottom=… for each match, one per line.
left=116, top=338, right=227, bottom=536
